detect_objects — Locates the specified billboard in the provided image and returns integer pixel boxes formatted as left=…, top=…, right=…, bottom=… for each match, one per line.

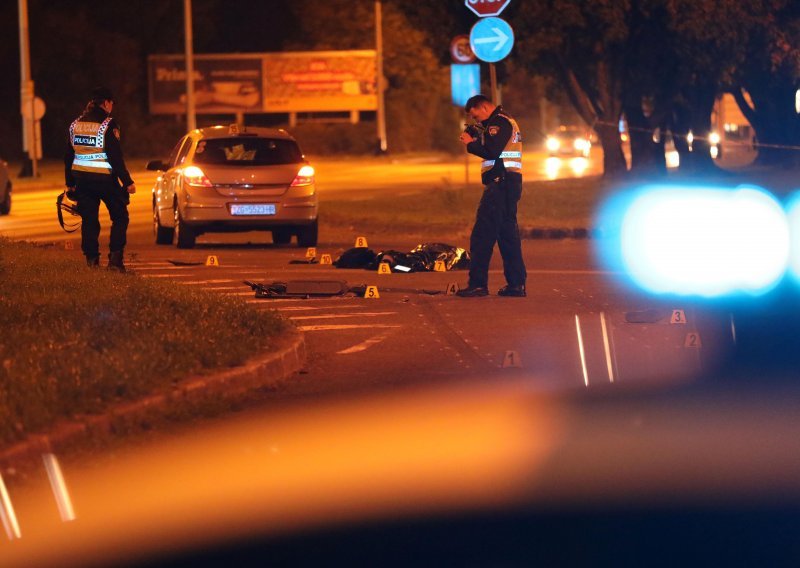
left=148, top=50, right=377, bottom=115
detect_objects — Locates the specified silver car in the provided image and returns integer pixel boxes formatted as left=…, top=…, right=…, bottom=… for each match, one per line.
left=0, top=158, right=11, bottom=215
left=148, top=125, right=318, bottom=248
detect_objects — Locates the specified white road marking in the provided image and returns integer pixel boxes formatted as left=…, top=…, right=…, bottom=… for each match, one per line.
left=289, top=312, right=397, bottom=321
left=297, top=324, right=402, bottom=332
left=337, top=330, right=396, bottom=354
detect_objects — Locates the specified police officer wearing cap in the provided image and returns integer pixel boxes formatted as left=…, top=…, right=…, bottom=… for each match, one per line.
left=64, top=87, right=136, bottom=271
left=457, top=94, right=527, bottom=297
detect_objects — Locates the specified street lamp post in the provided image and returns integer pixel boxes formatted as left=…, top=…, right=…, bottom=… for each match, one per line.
left=18, top=0, right=37, bottom=177
left=184, top=0, right=197, bottom=131
left=375, top=1, right=387, bottom=153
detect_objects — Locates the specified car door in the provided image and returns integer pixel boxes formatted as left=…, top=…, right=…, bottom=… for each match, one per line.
left=158, top=137, right=193, bottom=227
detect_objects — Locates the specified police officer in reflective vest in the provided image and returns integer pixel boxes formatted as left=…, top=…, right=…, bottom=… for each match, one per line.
left=64, top=87, right=136, bottom=271
left=457, top=94, right=527, bottom=297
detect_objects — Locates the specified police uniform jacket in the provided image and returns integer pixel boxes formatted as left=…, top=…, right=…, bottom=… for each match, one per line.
left=64, top=106, right=134, bottom=189
left=466, top=105, right=523, bottom=185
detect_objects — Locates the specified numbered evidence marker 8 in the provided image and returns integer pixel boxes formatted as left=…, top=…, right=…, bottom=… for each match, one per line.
left=670, top=309, right=687, bottom=324
left=434, top=260, right=447, bottom=272
left=355, top=236, right=369, bottom=248
left=306, top=247, right=317, bottom=259
left=320, top=254, right=333, bottom=265
left=365, top=285, right=380, bottom=299
left=205, top=255, right=220, bottom=267
left=377, top=262, right=392, bottom=274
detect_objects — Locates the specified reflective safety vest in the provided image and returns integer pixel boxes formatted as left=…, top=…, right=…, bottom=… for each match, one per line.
left=69, top=117, right=113, bottom=175
left=480, top=113, right=523, bottom=175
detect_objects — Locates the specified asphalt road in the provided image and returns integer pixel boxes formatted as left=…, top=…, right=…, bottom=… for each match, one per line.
left=1, top=153, right=729, bottom=405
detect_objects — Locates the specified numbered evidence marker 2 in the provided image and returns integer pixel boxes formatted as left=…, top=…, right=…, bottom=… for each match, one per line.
left=684, top=332, right=702, bottom=348
left=205, top=255, right=220, bottom=267
left=670, top=309, right=687, bottom=324
left=320, top=254, right=333, bottom=265
left=364, top=285, right=380, bottom=299
left=502, top=350, right=522, bottom=368
left=434, top=260, right=447, bottom=272
left=306, top=247, right=317, bottom=259
left=377, top=262, right=392, bottom=274
left=355, top=236, right=368, bottom=248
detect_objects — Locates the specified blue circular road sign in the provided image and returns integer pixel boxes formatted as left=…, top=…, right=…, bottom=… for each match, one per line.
left=469, top=17, right=514, bottom=63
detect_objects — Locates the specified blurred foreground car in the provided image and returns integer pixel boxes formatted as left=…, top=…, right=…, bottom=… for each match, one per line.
left=545, top=125, right=592, bottom=158
left=147, top=125, right=318, bottom=248
left=0, top=158, right=11, bottom=215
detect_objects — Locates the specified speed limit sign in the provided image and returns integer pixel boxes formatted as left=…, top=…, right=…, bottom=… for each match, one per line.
left=450, top=35, right=476, bottom=63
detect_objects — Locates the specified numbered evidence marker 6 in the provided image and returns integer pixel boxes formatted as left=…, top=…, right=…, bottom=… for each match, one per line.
left=670, top=309, right=687, bottom=324
left=434, top=260, right=447, bottom=272
left=377, top=262, right=392, bottom=274
left=205, top=255, right=220, bottom=267
left=365, top=285, right=380, bottom=299
left=306, top=247, right=317, bottom=259
left=355, top=237, right=369, bottom=248
left=320, top=254, right=333, bottom=265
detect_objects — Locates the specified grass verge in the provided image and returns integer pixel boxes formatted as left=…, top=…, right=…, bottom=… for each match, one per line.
left=321, top=176, right=606, bottom=237
left=0, top=238, right=287, bottom=446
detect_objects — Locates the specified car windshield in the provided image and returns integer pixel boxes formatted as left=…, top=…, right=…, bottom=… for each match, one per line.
left=193, top=138, right=303, bottom=166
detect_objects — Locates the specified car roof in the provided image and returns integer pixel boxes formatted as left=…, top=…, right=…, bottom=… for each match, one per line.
left=192, top=125, right=296, bottom=141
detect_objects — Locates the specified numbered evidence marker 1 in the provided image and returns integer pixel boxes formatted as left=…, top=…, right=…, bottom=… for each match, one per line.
left=502, top=350, right=522, bottom=368
left=377, top=262, right=392, bottom=274
left=355, top=236, right=368, bottom=248
left=306, top=247, right=317, bottom=259
left=434, top=260, right=447, bottom=272
left=205, top=255, right=220, bottom=267
left=446, top=282, right=459, bottom=296
left=364, top=285, right=380, bottom=299
left=670, top=309, right=687, bottom=324
left=320, top=254, right=333, bottom=265
left=684, top=332, right=702, bottom=348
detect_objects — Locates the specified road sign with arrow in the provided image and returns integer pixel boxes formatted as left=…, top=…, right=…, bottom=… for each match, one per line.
left=469, top=17, right=514, bottom=63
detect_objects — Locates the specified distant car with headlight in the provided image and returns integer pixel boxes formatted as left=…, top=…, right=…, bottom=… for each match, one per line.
left=0, top=157, right=11, bottom=215
left=147, top=125, right=318, bottom=248
left=545, top=126, right=592, bottom=158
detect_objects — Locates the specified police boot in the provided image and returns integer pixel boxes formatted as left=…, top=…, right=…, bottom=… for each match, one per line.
left=107, top=251, right=126, bottom=273
left=86, top=255, right=100, bottom=268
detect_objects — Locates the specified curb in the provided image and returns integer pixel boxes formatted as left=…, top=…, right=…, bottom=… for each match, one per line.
left=521, top=227, right=594, bottom=239
left=0, top=330, right=306, bottom=469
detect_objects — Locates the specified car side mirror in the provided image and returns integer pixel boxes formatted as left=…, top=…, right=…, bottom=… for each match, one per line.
left=146, top=160, right=166, bottom=171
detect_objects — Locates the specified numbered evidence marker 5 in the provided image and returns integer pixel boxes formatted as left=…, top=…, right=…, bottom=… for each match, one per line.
left=434, top=260, right=447, bottom=272
left=502, top=350, right=522, bottom=368
left=355, top=236, right=369, bottom=248
left=306, top=247, right=317, bottom=259
left=377, top=262, right=392, bottom=274
left=205, top=255, right=220, bottom=267
left=365, top=285, right=380, bottom=299
left=670, top=309, right=687, bottom=324
left=320, top=254, right=333, bottom=265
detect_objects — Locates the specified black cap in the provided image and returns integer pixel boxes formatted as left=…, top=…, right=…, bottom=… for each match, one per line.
left=90, top=86, right=114, bottom=103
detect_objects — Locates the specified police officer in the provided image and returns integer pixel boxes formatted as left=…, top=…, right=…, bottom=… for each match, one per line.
left=64, top=87, right=136, bottom=271
left=457, top=94, right=526, bottom=297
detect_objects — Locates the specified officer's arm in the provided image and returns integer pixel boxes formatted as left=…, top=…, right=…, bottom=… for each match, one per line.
left=64, top=138, right=76, bottom=188
left=465, top=118, right=512, bottom=160
left=104, top=120, right=134, bottom=188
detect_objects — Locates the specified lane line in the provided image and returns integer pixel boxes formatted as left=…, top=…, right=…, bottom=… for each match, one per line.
left=337, top=330, right=396, bottom=354
left=297, top=324, right=402, bottom=332
left=289, top=312, right=397, bottom=321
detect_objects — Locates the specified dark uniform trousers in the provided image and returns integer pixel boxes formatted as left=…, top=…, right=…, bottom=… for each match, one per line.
left=468, top=176, right=527, bottom=289
left=76, top=179, right=129, bottom=258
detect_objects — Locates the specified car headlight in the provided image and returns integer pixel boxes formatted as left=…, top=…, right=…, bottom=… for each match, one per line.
left=546, top=137, right=560, bottom=152
left=709, top=131, right=721, bottom=145
left=574, top=138, right=589, bottom=151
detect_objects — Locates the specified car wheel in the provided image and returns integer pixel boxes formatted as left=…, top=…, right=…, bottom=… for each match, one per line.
left=174, top=207, right=196, bottom=249
left=297, top=219, right=318, bottom=247
left=153, top=203, right=174, bottom=245
left=272, top=229, right=292, bottom=245
left=0, top=183, right=10, bottom=215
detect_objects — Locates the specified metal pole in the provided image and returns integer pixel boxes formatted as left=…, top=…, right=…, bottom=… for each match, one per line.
left=375, top=1, right=387, bottom=153
left=184, top=0, right=197, bottom=131
left=18, top=0, right=37, bottom=177
left=489, top=63, right=499, bottom=106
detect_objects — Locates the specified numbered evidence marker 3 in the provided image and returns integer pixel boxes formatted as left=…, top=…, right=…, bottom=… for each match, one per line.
left=502, top=350, right=522, bottom=368
left=365, top=285, right=380, bottom=299
left=320, top=254, right=333, bottom=265
left=306, top=247, right=317, bottom=259
left=355, top=237, right=369, bottom=248
left=434, top=260, right=447, bottom=272
left=377, top=262, right=392, bottom=274
left=670, top=309, right=687, bottom=324
left=205, top=255, right=220, bottom=267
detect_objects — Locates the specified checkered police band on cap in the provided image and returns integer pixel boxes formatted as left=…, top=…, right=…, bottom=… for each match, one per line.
left=90, top=87, right=114, bottom=103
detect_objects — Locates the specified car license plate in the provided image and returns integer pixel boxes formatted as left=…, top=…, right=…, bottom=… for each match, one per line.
left=230, top=204, right=276, bottom=216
